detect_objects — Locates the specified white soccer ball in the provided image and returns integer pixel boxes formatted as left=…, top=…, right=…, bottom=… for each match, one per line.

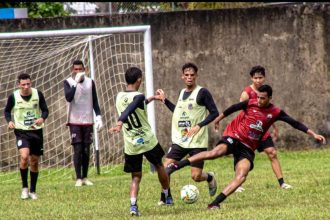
left=180, top=184, right=199, bottom=204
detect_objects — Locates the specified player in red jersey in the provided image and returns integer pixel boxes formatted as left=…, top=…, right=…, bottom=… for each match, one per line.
left=166, top=85, right=326, bottom=209
left=236, top=66, right=292, bottom=192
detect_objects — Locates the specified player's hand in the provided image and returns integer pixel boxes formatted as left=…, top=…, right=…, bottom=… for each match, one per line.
left=187, top=125, right=200, bottom=137
left=75, top=72, right=85, bottom=83
left=156, top=89, right=166, bottom=103
left=314, top=134, right=326, bottom=144
left=109, top=122, right=123, bottom=134
left=8, top=121, right=15, bottom=129
left=214, top=121, right=220, bottom=133
left=34, top=118, right=44, bottom=126
left=95, top=115, right=103, bottom=131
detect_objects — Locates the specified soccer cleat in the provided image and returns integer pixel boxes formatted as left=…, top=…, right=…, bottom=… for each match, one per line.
left=29, top=192, right=38, bottom=200
left=130, top=205, right=140, bottom=216
left=235, top=186, right=245, bottom=193
left=82, top=178, right=94, bottom=186
left=280, top=183, right=293, bottom=189
left=165, top=196, right=174, bottom=205
left=207, top=172, right=217, bottom=196
left=21, top=187, right=29, bottom=200
left=158, top=192, right=174, bottom=205
left=207, top=203, right=220, bottom=210
left=75, top=179, right=83, bottom=187
left=165, top=163, right=179, bottom=175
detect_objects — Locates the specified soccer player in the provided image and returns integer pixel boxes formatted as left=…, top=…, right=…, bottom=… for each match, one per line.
left=235, top=65, right=292, bottom=192
left=108, top=67, right=173, bottom=216
left=166, top=84, right=326, bottom=209
left=4, top=73, right=49, bottom=200
left=156, top=62, right=219, bottom=204
left=64, top=60, right=103, bottom=187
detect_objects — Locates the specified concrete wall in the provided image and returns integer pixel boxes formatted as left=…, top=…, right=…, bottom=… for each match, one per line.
left=1, top=4, right=329, bottom=149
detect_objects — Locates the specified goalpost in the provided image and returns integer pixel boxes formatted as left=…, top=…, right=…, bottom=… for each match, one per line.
left=0, top=26, right=156, bottom=182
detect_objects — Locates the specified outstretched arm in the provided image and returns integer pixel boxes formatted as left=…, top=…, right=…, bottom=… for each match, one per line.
left=155, top=89, right=176, bottom=112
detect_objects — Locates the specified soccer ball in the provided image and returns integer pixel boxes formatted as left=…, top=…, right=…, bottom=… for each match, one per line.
left=180, top=184, right=199, bottom=204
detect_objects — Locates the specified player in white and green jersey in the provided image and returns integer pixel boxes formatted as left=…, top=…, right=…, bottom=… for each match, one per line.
left=109, top=67, right=172, bottom=216
left=156, top=62, right=219, bottom=203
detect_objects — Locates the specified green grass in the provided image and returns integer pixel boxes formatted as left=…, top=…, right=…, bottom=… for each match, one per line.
left=1, top=148, right=330, bottom=220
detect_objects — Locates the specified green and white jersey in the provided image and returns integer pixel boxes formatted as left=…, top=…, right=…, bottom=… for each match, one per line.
left=116, top=91, right=158, bottom=155
left=171, top=85, right=208, bottom=148
left=13, top=88, right=43, bottom=130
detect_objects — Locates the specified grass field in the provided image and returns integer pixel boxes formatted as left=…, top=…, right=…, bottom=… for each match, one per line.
left=1, top=147, right=330, bottom=220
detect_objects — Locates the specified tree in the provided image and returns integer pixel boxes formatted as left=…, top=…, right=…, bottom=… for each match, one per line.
left=0, top=2, right=70, bottom=18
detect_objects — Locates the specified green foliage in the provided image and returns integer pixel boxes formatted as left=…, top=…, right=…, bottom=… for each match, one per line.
left=1, top=148, right=330, bottom=219
left=0, top=2, right=69, bottom=18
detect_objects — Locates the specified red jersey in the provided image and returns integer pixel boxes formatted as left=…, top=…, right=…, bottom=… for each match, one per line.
left=223, top=99, right=281, bottom=151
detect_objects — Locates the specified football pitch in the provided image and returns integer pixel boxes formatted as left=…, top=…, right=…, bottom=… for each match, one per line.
left=1, top=147, right=330, bottom=220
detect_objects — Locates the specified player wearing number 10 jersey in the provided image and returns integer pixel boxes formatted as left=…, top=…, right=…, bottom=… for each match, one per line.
left=108, top=67, right=172, bottom=216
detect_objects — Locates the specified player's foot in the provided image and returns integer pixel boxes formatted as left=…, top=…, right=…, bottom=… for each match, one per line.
left=235, top=186, right=245, bottom=193
left=130, top=205, right=140, bottom=216
left=165, top=163, right=179, bottom=175
left=207, top=203, right=220, bottom=210
left=207, top=172, right=217, bottom=196
left=21, top=187, right=29, bottom=200
left=82, top=178, right=94, bottom=186
left=280, top=183, right=293, bottom=189
left=158, top=192, right=174, bottom=205
left=29, top=192, right=38, bottom=200
left=75, top=179, right=83, bottom=187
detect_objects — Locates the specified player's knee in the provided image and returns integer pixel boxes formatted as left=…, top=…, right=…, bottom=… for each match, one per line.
left=191, top=173, right=203, bottom=182
left=20, top=155, right=29, bottom=164
left=266, top=148, right=278, bottom=160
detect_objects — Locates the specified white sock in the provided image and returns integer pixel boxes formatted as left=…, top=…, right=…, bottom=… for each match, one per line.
left=130, top=198, right=137, bottom=206
left=163, top=189, right=168, bottom=197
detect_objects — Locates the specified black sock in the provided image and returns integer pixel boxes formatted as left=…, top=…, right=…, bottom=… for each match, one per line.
left=207, top=173, right=213, bottom=182
left=278, top=178, right=284, bottom=186
left=20, top=168, right=29, bottom=188
left=178, top=159, right=191, bottom=168
left=168, top=188, right=172, bottom=197
left=82, top=143, right=90, bottom=178
left=73, top=144, right=83, bottom=179
left=210, top=193, right=227, bottom=205
left=30, top=171, right=39, bottom=193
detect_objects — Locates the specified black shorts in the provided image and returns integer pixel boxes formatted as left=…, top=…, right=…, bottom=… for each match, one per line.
left=69, top=125, right=93, bottom=145
left=124, top=143, right=165, bottom=173
left=256, top=136, right=275, bottom=153
left=166, top=144, right=206, bottom=169
left=217, top=136, right=255, bottom=171
left=14, top=129, right=44, bottom=156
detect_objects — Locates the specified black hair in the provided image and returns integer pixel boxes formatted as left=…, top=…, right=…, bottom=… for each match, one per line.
left=72, top=60, right=85, bottom=68
left=249, top=65, right=265, bottom=77
left=258, top=84, right=272, bottom=97
left=182, top=62, right=198, bottom=73
left=17, top=73, right=31, bottom=83
left=125, top=67, right=142, bottom=84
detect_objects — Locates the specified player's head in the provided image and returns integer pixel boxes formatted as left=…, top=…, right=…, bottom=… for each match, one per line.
left=249, top=65, right=265, bottom=89
left=181, top=62, right=198, bottom=88
left=72, top=60, right=85, bottom=74
left=17, top=73, right=32, bottom=95
left=257, top=84, right=272, bottom=107
left=125, top=67, right=142, bottom=88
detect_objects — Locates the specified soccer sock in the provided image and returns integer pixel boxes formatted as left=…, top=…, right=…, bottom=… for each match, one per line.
left=178, top=159, right=191, bottom=168
left=278, top=178, right=284, bottom=186
left=130, top=198, right=137, bottom=206
left=30, top=171, right=39, bottom=193
left=163, top=189, right=169, bottom=198
left=207, top=173, right=213, bottom=182
left=20, top=168, right=29, bottom=188
left=82, top=143, right=90, bottom=178
left=210, top=192, right=227, bottom=205
left=73, top=143, right=83, bottom=179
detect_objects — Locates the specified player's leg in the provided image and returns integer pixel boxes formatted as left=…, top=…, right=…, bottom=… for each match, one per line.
left=260, top=137, right=292, bottom=189
left=124, top=153, right=143, bottom=216
left=69, top=125, right=83, bottom=186
left=81, top=126, right=94, bottom=186
left=144, top=143, right=173, bottom=205
left=19, top=147, right=30, bottom=199
left=29, top=154, right=40, bottom=199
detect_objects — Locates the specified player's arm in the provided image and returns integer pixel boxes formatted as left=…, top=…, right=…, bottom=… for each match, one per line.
left=187, top=88, right=219, bottom=137
left=109, top=94, right=145, bottom=134
left=240, top=91, right=249, bottom=102
left=154, top=89, right=176, bottom=112
left=4, top=94, right=15, bottom=129
left=277, top=110, right=326, bottom=144
left=34, top=91, right=49, bottom=126
left=92, top=80, right=101, bottom=116
left=64, top=80, right=77, bottom=102
left=214, top=100, right=249, bottom=131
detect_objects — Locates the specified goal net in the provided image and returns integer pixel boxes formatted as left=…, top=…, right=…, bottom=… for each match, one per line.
left=0, top=26, right=156, bottom=183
